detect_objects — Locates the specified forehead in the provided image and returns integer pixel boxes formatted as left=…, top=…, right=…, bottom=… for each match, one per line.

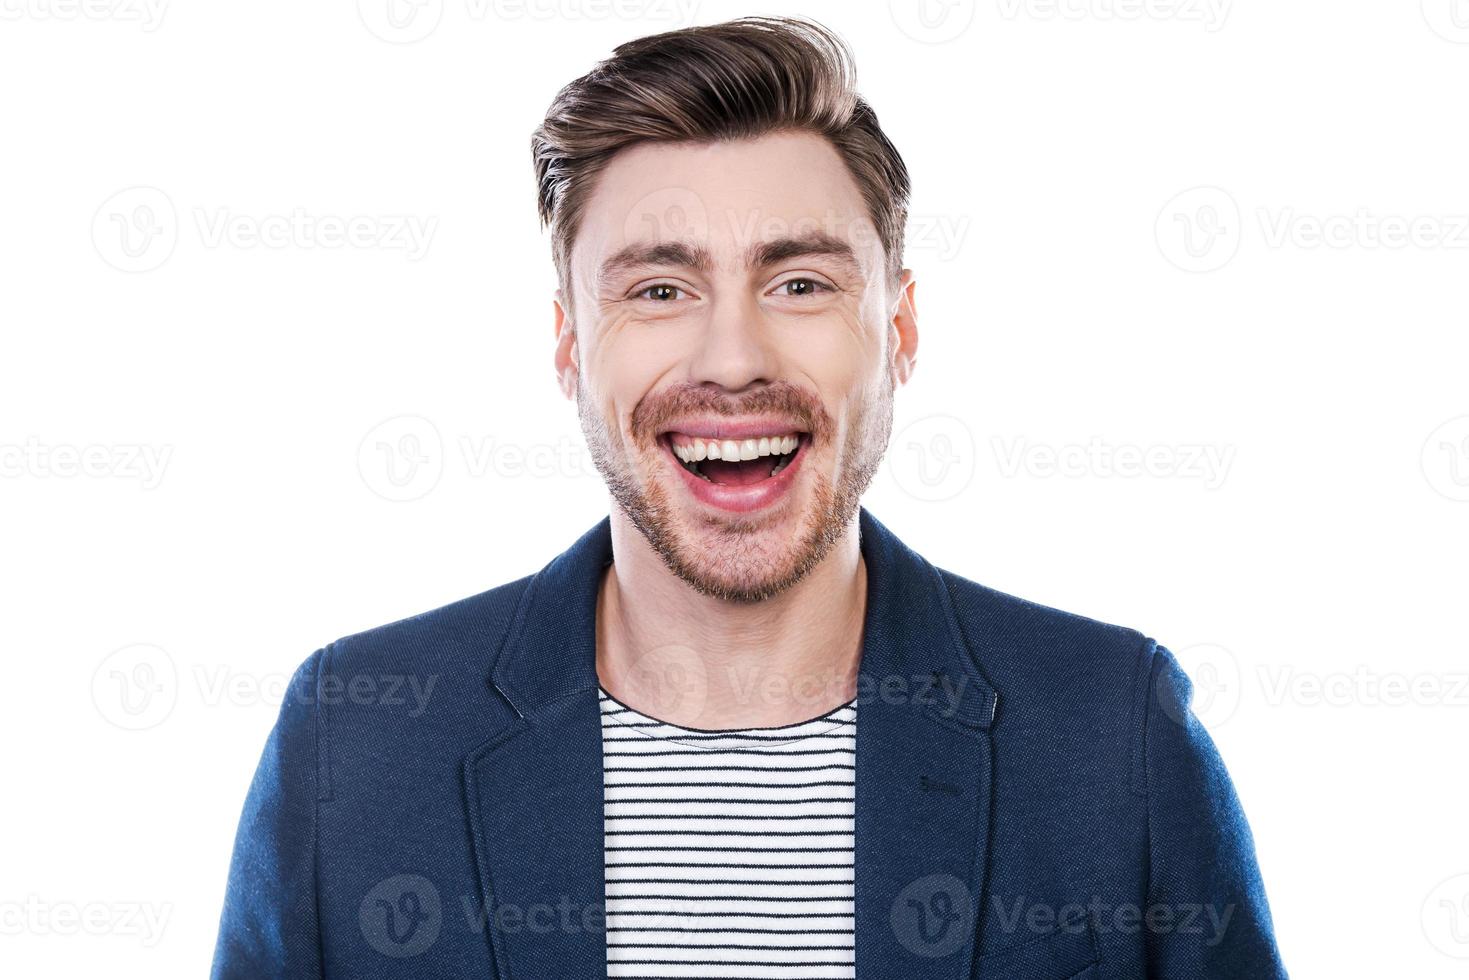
left=572, top=131, right=881, bottom=283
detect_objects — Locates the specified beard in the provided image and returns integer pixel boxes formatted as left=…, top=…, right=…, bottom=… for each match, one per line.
left=577, top=375, right=893, bottom=603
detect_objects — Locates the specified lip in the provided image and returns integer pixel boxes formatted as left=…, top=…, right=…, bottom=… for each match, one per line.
left=659, top=416, right=809, bottom=442
left=659, top=429, right=809, bottom=514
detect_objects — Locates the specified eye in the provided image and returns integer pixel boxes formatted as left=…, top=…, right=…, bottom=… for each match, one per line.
left=633, top=283, right=686, bottom=302
left=772, top=277, right=834, bottom=298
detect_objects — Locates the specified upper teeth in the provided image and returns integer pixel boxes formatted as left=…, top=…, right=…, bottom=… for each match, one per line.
left=673, top=435, right=798, bottom=464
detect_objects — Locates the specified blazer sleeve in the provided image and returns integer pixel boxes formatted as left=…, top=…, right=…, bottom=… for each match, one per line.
left=1141, top=641, right=1288, bottom=978
left=211, top=648, right=327, bottom=979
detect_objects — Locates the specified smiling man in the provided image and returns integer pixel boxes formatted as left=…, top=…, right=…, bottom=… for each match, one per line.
left=212, top=17, right=1287, bottom=979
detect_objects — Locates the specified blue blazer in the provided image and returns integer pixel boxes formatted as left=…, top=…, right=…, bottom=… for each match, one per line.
left=212, top=508, right=1286, bottom=978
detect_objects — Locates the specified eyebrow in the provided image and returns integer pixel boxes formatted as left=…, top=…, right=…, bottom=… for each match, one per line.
left=596, top=231, right=865, bottom=292
left=747, top=231, right=862, bottom=278
left=597, top=241, right=715, bottom=289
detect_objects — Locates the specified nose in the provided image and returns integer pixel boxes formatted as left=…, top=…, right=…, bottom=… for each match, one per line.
left=686, top=290, right=781, bottom=393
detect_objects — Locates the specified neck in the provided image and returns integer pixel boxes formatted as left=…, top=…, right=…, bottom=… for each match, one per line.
left=596, top=510, right=867, bottom=729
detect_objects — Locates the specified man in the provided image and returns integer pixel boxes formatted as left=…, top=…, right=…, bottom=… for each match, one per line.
left=212, top=17, right=1286, bottom=979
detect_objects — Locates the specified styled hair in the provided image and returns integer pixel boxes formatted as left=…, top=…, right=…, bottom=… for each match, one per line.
left=531, top=16, right=911, bottom=310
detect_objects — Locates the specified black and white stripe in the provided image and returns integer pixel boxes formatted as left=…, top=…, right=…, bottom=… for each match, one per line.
left=600, top=688, right=858, bottom=979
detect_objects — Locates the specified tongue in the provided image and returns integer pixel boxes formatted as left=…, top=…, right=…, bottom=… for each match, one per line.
left=701, top=457, right=772, bottom=486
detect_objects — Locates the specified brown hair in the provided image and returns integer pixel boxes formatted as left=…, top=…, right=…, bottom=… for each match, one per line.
left=531, top=16, right=910, bottom=312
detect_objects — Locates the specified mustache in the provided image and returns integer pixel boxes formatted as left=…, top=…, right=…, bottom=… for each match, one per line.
left=629, top=381, right=834, bottom=448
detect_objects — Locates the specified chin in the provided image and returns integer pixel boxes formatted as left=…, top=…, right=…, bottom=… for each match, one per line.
left=647, top=477, right=845, bottom=603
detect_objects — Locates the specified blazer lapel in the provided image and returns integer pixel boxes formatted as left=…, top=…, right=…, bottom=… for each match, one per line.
left=461, top=510, right=1000, bottom=979
left=464, top=518, right=613, bottom=980
left=854, top=509, right=999, bottom=979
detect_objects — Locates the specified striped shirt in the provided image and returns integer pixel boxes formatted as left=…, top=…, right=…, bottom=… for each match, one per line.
left=600, top=688, right=858, bottom=979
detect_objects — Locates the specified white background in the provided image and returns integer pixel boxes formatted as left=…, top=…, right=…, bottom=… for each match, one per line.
left=3, top=1, right=1467, bottom=976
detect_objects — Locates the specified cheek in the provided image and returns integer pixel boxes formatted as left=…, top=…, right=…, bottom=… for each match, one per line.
left=780, top=310, right=886, bottom=404
left=583, top=316, right=685, bottom=434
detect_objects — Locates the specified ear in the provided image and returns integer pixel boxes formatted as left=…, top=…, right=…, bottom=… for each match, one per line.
left=553, top=289, right=578, bottom=400
left=889, top=269, right=918, bottom=387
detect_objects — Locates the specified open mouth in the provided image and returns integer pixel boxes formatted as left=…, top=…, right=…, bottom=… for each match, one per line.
left=663, top=431, right=806, bottom=486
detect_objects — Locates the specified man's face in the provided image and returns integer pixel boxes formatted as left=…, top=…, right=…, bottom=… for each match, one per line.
left=558, top=131, right=916, bottom=602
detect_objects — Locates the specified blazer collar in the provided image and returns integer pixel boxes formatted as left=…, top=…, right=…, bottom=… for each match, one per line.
left=487, top=514, right=611, bottom=717
left=488, top=507, right=997, bottom=724
left=469, top=507, right=998, bottom=979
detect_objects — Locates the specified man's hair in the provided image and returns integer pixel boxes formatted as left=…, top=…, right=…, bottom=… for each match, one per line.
left=531, top=16, right=911, bottom=311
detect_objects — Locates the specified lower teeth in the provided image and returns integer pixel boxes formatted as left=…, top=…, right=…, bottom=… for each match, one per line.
left=681, top=448, right=796, bottom=482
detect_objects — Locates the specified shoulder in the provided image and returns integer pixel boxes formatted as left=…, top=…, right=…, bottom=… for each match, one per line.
left=936, top=564, right=1152, bottom=672
left=934, top=564, right=1160, bottom=748
left=272, top=572, right=539, bottom=776
left=323, top=571, right=536, bottom=680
